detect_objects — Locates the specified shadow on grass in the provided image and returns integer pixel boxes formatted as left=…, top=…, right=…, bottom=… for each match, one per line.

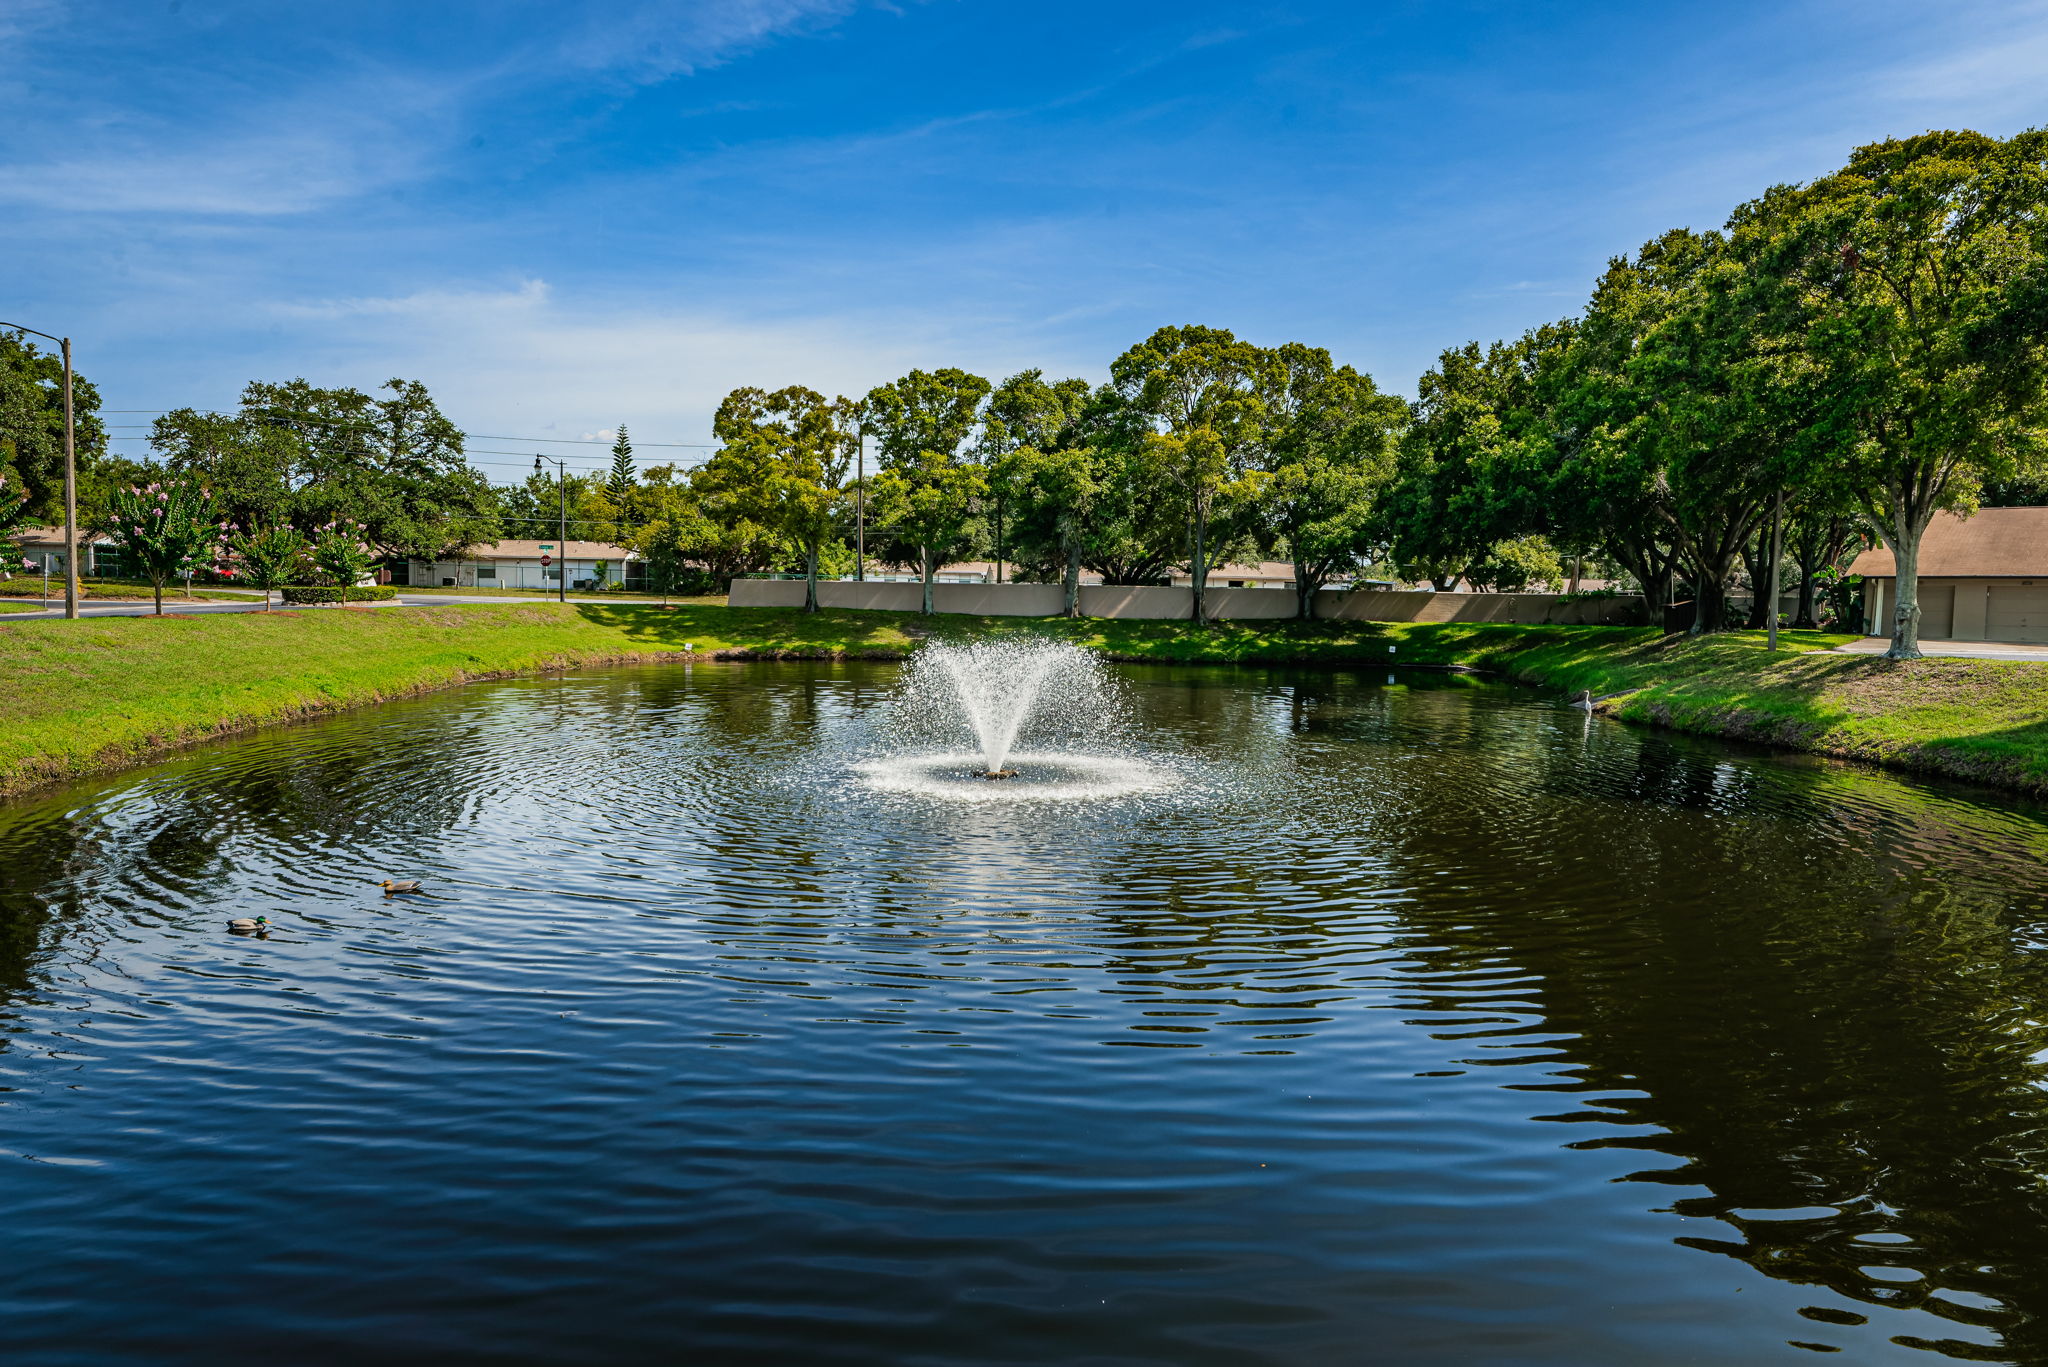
left=573, top=602, right=918, bottom=654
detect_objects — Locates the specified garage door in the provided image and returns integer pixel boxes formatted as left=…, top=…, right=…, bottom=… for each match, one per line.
left=1988, top=584, right=2048, bottom=644
left=1919, top=583, right=1955, bottom=639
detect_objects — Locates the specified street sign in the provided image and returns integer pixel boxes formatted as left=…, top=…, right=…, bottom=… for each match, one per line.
left=540, top=555, right=552, bottom=566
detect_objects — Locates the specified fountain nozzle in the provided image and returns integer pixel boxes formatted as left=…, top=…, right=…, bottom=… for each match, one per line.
left=978, top=769, right=1018, bottom=781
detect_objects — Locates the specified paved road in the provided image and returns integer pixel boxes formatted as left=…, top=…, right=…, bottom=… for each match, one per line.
left=1834, top=637, right=2048, bottom=662
left=0, top=591, right=593, bottom=620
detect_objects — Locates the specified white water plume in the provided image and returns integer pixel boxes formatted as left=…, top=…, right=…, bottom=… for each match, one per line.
left=859, top=640, right=1168, bottom=801
left=896, top=640, right=1115, bottom=774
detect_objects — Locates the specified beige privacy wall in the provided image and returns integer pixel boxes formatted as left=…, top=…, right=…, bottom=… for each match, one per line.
left=728, top=578, right=1650, bottom=625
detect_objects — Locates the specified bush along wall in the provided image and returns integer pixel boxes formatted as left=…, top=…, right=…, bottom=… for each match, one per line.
left=280, top=585, right=399, bottom=604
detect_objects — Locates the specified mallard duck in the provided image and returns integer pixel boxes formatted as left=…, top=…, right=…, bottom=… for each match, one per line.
left=376, top=879, right=423, bottom=895
left=227, top=916, right=269, bottom=932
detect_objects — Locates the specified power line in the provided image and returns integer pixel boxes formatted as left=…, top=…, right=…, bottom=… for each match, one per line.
left=94, top=411, right=715, bottom=448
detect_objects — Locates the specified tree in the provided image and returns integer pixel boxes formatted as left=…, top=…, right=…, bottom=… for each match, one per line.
left=1100, top=326, right=1269, bottom=622
left=1736, top=128, right=2048, bottom=658
left=710, top=387, right=855, bottom=613
left=978, top=370, right=1091, bottom=583
left=0, top=471, right=26, bottom=541
left=1462, top=535, right=1566, bottom=592
left=151, top=378, right=499, bottom=564
left=629, top=463, right=779, bottom=591
left=604, top=427, right=637, bottom=541
left=864, top=368, right=991, bottom=614
left=310, top=520, right=378, bottom=596
left=1255, top=343, right=1408, bottom=617
left=0, top=330, right=107, bottom=524
left=1382, top=336, right=1550, bottom=590
left=101, top=477, right=224, bottom=615
left=225, top=524, right=310, bottom=611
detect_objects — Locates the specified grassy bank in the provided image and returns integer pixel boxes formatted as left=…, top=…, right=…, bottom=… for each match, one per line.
left=1, top=601, right=2043, bottom=799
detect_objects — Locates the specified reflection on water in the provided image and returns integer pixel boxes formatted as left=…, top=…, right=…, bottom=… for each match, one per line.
left=2, top=661, right=2046, bottom=1366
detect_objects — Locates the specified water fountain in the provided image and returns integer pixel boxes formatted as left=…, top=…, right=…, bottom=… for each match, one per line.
left=853, top=640, right=1172, bottom=801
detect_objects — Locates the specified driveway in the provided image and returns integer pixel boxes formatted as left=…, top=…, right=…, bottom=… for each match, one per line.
left=1834, top=637, right=2048, bottom=662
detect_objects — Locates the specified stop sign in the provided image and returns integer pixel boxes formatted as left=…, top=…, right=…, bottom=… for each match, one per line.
left=540, top=554, right=552, bottom=566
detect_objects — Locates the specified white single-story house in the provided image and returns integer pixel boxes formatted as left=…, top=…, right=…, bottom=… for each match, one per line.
left=388, top=539, right=644, bottom=591
left=1850, top=508, right=2048, bottom=644
left=10, top=527, right=128, bottom=577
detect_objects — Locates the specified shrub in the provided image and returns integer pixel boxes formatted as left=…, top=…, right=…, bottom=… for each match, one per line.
left=281, top=585, right=398, bottom=604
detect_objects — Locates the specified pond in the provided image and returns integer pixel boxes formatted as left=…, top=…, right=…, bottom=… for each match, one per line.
left=3, top=660, right=2047, bottom=1366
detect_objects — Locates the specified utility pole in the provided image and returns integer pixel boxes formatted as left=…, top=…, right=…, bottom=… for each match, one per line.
left=535, top=454, right=569, bottom=603
left=2, top=321, right=79, bottom=619
left=855, top=432, right=866, bottom=582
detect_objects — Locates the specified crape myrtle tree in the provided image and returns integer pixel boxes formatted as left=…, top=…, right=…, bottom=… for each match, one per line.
left=310, top=520, right=379, bottom=596
left=864, top=368, right=991, bottom=615
left=102, top=477, right=226, bottom=615
left=1, top=329, right=108, bottom=524
left=0, top=471, right=27, bottom=540
left=224, top=524, right=311, bottom=611
left=1099, top=326, right=1269, bottom=624
left=1735, top=128, right=2048, bottom=658
left=151, top=378, right=499, bottom=565
left=710, top=386, right=857, bottom=613
left=1254, top=343, right=1408, bottom=618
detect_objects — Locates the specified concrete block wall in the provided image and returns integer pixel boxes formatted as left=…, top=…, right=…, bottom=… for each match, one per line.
left=728, top=577, right=1649, bottom=625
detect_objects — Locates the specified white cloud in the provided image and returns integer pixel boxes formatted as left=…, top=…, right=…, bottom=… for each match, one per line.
left=0, top=0, right=867, bottom=216
left=266, top=278, right=1070, bottom=455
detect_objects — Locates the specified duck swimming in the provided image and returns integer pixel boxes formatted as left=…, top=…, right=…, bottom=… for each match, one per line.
left=227, top=916, right=269, bottom=933
left=376, top=879, right=423, bottom=895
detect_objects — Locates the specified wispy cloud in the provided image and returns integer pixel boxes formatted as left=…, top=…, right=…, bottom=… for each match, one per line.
left=0, top=0, right=869, bottom=216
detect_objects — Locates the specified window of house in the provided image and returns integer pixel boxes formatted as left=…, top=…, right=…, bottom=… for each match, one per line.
left=476, top=567, right=497, bottom=580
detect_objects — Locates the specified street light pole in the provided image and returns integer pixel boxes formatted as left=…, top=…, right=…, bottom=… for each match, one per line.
left=2, top=321, right=79, bottom=619
left=535, top=454, right=568, bottom=603
left=855, top=432, right=866, bottom=583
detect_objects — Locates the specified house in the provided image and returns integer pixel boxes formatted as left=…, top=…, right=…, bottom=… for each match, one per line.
left=11, top=527, right=128, bottom=577
left=1168, top=561, right=1303, bottom=589
left=388, top=540, right=644, bottom=591
left=1849, top=508, right=2048, bottom=644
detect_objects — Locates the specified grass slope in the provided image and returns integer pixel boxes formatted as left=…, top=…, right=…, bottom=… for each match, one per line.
left=1, top=602, right=2042, bottom=799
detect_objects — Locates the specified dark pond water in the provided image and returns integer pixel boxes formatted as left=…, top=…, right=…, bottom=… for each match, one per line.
left=4, top=661, right=2048, bottom=1366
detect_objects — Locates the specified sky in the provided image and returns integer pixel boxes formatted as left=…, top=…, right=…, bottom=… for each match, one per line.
left=4, top=0, right=2046, bottom=478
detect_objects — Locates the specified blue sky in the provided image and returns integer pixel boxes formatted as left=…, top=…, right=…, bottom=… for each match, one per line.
left=5, top=0, right=2046, bottom=475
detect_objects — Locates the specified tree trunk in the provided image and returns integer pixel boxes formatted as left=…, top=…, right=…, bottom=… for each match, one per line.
left=803, top=545, right=819, bottom=613
left=1568, top=554, right=1582, bottom=594
left=1690, top=554, right=1735, bottom=635
left=1295, top=560, right=1318, bottom=620
left=1793, top=529, right=1820, bottom=629
left=1189, top=510, right=1209, bottom=625
left=153, top=580, right=164, bottom=615
left=1741, top=531, right=1769, bottom=629
left=1062, top=540, right=1082, bottom=618
left=1766, top=491, right=1784, bottom=651
left=920, top=545, right=935, bottom=616
left=1887, top=519, right=1924, bottom=660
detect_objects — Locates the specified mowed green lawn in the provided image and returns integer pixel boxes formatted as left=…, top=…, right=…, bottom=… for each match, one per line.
left=1, top=601, right=2043, bottom=798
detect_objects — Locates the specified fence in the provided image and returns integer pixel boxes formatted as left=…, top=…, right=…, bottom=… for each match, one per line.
left=728, top=578, right=1650, bottom=626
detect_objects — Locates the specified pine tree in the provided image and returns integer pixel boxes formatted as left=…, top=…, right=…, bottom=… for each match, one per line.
left=605, top=427, right=636, bottom=540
